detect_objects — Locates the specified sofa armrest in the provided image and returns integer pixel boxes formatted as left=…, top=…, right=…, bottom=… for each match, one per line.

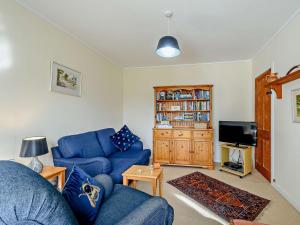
left=116, top=197, right=174, bottom=225
left=51, top=146, right=62, bottom=159
left=130, top=141, right=143, bottom=152
left=53, top=157, right=112, bottom=177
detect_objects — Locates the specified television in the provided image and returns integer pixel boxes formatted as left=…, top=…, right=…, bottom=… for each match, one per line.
left=219, top=121, right=257, bottom=147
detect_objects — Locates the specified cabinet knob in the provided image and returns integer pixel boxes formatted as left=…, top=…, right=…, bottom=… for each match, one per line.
left=178, top=133, right=183, bottom=136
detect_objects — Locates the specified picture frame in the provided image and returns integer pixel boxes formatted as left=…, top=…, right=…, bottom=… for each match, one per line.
left=50, top=61, right=81, bottom=97
left=292, top=88, right=300, bottom=122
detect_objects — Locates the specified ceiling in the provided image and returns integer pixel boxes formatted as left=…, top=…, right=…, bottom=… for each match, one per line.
left=16, top=0, right=300, bottom=67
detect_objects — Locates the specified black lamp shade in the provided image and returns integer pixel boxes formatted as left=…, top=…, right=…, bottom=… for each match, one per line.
left=156, top=36, right=181, bottom=58
left=20, top=137, right=49, bottom=157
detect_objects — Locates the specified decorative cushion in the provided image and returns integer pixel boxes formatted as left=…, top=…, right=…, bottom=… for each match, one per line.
left=58, top=131, right=105, bottom=158
left=110, top=125, right=140, bottom=152
left=62, top=166, right=104, bottom=225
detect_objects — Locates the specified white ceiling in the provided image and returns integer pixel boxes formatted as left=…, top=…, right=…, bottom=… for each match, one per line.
left=16, top=0, right=300, bottom=67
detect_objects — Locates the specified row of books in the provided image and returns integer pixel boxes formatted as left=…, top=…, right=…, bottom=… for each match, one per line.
left=156, top=112, right=210, bottom=122
left=195, top=90, right=210, bottom=100
left=156, top=90, right=210, bottom=100
left=156, top=101, right=210, bottom=111
left=183, top=101, right=210, bottom=111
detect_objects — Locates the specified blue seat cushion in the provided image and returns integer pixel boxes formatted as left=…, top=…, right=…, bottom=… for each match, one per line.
left=94, top=184, right=150, bottom=225
left=58, top=131, right=105, bottom=158
left=62, top=166, right=104, bottom=225
left=108, top=149, right=151, bottom=183
left=95, top=128, right=118, bottom=156
left=109, top=149, right=151, bottom=162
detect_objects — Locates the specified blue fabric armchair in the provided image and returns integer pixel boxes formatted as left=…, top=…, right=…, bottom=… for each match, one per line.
left=52, top=128, right=151, bottom=183
left=0, top=161, right=174, bottom=225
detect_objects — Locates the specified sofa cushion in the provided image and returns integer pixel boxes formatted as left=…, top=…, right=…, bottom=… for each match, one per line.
left=108, top=150, right=150, bottom=183
left=109, top=149, right=151, bottom=163
left=62, top=166, right=104, bottom=225
left=95, top=184, right=150, bottom=225
left=111, top=125, right=140, bottom=152
left=95, top=128, right=118, bottom=156
left=108, top=158, right=137, bottom=183
left=58, top=131, right=105, bottom=158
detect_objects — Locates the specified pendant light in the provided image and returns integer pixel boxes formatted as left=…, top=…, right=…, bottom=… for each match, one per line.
left=156, top=11, right=181, bottom=58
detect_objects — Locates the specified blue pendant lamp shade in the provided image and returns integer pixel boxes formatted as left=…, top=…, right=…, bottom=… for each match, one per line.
left=156, top=36, right=181, bottom=58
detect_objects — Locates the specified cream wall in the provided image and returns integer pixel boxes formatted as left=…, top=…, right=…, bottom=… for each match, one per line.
left=123, top=61, right=253, bottom=162
left=252, top=11, right=300, bottom=211
left=0, top=0, right=123, bottom=164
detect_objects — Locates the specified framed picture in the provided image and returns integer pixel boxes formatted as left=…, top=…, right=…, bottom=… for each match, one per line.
left=51, top=61, right=81, bottom=97
left=292, top=88, right=300, bottom=122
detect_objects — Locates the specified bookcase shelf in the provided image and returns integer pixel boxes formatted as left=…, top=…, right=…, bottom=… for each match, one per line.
left=157, top=99, right=210, bottom=102
left=157, top=110, right=210, bottom=112
left=154, top=85, right=213, bottom=129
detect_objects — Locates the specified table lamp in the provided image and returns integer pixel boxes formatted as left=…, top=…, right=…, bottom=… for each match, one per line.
left=20, top=136, right=49, bottom=173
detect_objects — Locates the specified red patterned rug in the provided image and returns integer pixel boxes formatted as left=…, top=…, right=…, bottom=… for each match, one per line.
left=167, top=172, right=270, bottom=222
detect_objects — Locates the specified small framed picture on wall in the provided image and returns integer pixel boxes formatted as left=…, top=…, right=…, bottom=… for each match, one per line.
left=292, top=88, right=300, bottom=122
left=50, top=61, right=81, bottom=97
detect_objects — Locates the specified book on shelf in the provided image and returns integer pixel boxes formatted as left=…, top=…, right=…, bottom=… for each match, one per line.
left=195, top=90, right=210, bottom=100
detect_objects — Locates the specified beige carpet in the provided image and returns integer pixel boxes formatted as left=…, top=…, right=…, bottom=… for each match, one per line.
left=135, top=165, right=300, bottom=225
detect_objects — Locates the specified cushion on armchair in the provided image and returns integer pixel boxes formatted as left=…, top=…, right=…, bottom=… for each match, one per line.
left=62, top=166, right=104, bottom=225
left=111, top=125, right=140, bottom=152
left=58, top=131, right=105, bottom=158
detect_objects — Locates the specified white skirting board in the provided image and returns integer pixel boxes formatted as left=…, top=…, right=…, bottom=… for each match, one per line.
left=272, top=182, right=300, bottom=212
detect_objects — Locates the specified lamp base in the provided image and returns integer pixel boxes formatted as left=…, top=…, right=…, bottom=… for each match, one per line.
left=28, top=157, right=43, bottom=173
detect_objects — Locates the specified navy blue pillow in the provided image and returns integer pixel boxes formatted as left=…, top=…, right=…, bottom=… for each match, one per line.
left=111, top=125, right=140, bottom=151
left=62, top=166, right=104, bottom=225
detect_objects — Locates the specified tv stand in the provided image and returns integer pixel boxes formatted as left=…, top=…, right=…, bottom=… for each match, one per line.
left=220, top=144, right=252, bottom=178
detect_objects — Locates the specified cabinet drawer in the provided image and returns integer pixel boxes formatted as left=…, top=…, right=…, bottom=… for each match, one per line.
left=154, top=129, right=172, bottom=138
left=173, top=130, right=191, bottom=138
left=193, top=131, right=213, bottom=139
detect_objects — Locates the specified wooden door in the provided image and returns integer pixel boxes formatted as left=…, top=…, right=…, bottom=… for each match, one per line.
left=255, top=69, right=271, bottom=182
left=173, top=140, right=191, bottom=164
left=154, top=140, right=170, bottom=163
left=192, top=140, right=212, bottom=165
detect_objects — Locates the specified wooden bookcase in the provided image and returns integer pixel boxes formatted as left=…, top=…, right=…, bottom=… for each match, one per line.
left=153, top=85, right=214, bottom=169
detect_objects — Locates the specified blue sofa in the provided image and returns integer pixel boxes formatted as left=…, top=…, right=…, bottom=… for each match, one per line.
left=0, top=161, right=174, bottom=225
left=52, top=128, right=151, bottom=183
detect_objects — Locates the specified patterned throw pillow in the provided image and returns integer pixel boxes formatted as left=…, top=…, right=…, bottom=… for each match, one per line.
left=110, top=125, right=140, bottom=152
left=62, top=166, right=104, bottom=225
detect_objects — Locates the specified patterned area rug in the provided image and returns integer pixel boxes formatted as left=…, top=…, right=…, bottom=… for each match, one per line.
left=168, top=172, right=270, bottom=222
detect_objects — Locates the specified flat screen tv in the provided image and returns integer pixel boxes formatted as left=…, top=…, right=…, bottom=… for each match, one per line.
left=219, top=121, right=257, bottom=146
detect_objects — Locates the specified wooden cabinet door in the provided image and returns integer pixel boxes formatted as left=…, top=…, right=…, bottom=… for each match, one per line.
left=192, top=140, right=212, bottom=165
left=154, top=140, right=170, bottom=163
left=173, top=140, right=191, bottom=164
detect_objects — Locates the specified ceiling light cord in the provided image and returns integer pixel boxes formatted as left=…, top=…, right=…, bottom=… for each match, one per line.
left=167, top=17, right=170, bottom=35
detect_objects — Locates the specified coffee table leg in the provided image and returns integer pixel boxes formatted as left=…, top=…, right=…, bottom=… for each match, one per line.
left=132, top=180, right=137, bottom=188
left=159, top=174, right=163, bottom=197
left=123, top=176, right=129, bottom=186
left=152, top=179, right=157, bottom=196
left=58, top=171, right=65, bottom=191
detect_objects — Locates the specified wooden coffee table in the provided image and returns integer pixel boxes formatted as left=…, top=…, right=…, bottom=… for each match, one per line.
left=122, top=165, right=163, bottom=197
